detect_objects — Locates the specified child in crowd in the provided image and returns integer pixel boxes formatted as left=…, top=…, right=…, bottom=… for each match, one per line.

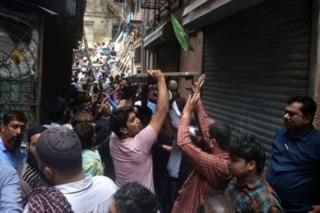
left=225, top=136, right=283, bottom=213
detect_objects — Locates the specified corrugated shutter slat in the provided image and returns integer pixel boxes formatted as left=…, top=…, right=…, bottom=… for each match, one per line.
left=202, top=0, right=312, bottom=160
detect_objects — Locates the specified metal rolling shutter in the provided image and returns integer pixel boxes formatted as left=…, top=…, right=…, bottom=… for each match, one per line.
left=202, top=0, right=312, bottom=159
left=156, top=44, right=180, bottom=72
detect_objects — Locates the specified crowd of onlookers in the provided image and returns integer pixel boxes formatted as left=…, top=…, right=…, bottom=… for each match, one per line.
left=0, top=50, right=320, bottom=213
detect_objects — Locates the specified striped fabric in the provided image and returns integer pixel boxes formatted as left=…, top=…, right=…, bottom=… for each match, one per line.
left=21, top=163, right=48, bottom=189
left=172, top=100, right=231, bottom=213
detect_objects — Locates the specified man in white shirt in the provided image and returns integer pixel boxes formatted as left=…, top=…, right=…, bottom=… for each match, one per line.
left=24, top=127, right=117, bottom=213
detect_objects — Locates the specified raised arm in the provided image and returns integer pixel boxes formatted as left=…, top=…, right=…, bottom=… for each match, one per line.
left=149, top=70, right=169, bottom=134
left=178, top=94, right=229, bottom=180
left=193, top=74, right=212, bottom=137
left=195, top=99, right=211, bottom=138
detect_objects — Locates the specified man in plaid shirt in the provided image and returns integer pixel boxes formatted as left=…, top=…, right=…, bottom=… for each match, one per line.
left=172, top=76, right=232, bottom=213
left=225, top=136, right=283, bottom=213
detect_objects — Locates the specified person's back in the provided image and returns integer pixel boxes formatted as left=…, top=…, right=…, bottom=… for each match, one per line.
left=73, top=122, right=103, bottom=176
left=56, top=175, right=117, bottom=213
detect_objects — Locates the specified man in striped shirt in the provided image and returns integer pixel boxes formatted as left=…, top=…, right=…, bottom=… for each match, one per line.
left=172, top=77, right=232, bottom=213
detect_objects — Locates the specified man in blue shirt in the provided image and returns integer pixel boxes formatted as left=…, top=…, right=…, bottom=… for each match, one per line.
left=268, top=96, right=320, bottom=213
left=0, top=163, right=22, bottom=212
left=0, top=111, right=27, bottom=170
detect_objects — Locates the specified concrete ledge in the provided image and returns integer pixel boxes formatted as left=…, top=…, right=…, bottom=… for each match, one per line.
left=143, top=21, right=176, bottom=49
left=182, top=0, right=265, bottom=30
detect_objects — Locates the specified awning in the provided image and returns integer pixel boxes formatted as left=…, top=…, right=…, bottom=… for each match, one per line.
left=182, top=0, right=265, bottom=30
left=143, top=21, right=176, bottom=49
left=0, top=0, right=58, bottom=15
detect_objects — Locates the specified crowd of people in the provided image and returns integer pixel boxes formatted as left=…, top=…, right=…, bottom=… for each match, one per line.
left=0, top=53, right=320, bottom=213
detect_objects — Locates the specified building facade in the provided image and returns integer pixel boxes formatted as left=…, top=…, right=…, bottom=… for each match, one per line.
left=84, top=0, right=122, bottom=46
left=128, top=0, right=320, bottom=159
left=0, top=0, right=86, bottom=123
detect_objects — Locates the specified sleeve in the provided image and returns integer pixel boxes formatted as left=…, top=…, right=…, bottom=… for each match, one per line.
left=135, top=125, right=158, bottom=153
left=108, top=99, right=118, bottom=110
left=177, top=117, right=229, bottom=181
left=22, top=204, right=28, bottom=213
left=0, top=166, right=22, bottom=213
left=82, top=156, right=101, bottom=176
left=195, top=99, right=211, bottom=137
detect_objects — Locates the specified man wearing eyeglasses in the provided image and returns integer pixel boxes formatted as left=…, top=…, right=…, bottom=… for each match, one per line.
left=0, top=111, right=27, bottom=170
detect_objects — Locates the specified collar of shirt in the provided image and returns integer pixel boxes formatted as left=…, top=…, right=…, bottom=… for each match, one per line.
left=235, top=176, right=263, bottom=191
left=216, top=152, right=230, bottom=159
left=0, top=137, right=8, bottom=152
left=55, top=175, right=93, bottom=194
left=43, top=122, right=61, bottom=129
left=284, top=126, right=315, bottom=143
left=0, top=137, right=22, bottom=155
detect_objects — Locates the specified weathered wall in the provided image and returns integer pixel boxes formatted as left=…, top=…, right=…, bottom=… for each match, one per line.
left=84, top=0, right=120, bottom=45
left=179, top=31, right=203, bottom=98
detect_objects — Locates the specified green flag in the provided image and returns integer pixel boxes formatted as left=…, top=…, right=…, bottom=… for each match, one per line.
left=171, top=14, right=192, bottom=51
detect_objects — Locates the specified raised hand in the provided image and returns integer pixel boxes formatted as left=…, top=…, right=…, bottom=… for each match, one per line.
left=147, top=69, right=164, bottom=81
left=182, top=93, right=200, bottom=117
left=192, top=74, right=206, bottom=94
left=98, top=97, right=110, bottom=113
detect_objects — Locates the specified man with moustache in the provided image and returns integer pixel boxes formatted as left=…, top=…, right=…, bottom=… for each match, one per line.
left=0, top=111, right=27, bottom=170
left=268, top=96, right=320, bottom=213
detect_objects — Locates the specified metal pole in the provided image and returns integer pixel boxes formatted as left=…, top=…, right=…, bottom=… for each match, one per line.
left=141, top=8, right=146, bottom=73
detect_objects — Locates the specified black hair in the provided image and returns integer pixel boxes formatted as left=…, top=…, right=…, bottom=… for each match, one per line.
left=208, top=121, right=231, bottom=150
left=204, top=191, right=235, bottom=213
left=71, top=110, right=93, bottom=127
left=113, top=182, right=158, bottom=213
left=135, top=106, right=152, bottom=127
left=73, top=122, right=95, bottom=150
left=110, top=106, right=134, bottom=139
left=27, top=126, right=47, bottom=144
left=2, top=110, right=28, bottom=125
left=286, top=96, right=317, bottom=123
left=43, top=97, right=66, bottom=122
left=229, top=136, right=265, bottom=175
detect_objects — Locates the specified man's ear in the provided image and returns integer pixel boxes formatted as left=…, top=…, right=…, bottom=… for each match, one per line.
left=0, top=124, right=6, bottom=133
left=209, top=138, right=216, bottom=149
left=303, top=114, right=312, bottom=124
left=42, top=166, right=54, bottom=181
left=247, top=160, right=256, bottom=172
left=120, top=127, right=128, bottom=135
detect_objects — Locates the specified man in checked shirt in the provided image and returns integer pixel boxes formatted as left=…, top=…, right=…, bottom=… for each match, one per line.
left=172, top=76, right=232, bottom=213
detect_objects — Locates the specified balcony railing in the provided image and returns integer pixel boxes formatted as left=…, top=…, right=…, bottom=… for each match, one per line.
left=141, top=0, right=167, bottom=9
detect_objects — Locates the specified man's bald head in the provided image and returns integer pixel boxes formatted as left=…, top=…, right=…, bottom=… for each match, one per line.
left=204, top=191, right=235, bottom=213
